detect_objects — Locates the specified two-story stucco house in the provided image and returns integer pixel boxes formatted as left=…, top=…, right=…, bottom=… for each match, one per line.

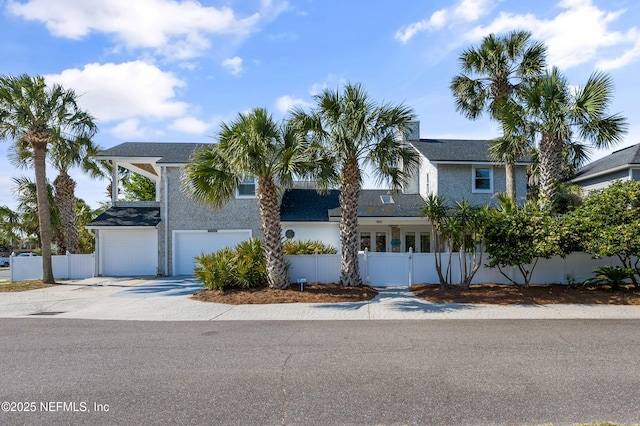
left=87, top=121, right=529, bottom=276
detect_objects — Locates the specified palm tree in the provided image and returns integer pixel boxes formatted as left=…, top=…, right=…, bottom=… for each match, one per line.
left=291, top=82, right=419, bottom=286
left=10, top=131, right=103, bottom=254
left=451, top=31, right=546, bottom=200
left=12, top=176, right=60, bottom=252
left=520, top=67, right=628, bottom=209
left=0, top=205, right=21, bottom=251
left=0, top=74, right=97, bottom=283
left=183, top=108, right=316, bottom=289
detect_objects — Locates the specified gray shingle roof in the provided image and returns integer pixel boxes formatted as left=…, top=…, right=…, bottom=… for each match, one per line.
left=329, top=190, right=425, bottom=218
left=87, top=206, right=161, bottom=227
left=573, top=143, right=640, bottom=180
left=95, top=142, right=211, bottom=164
left=280, top=189, right=340, bottom=221
left=410, top=139, right=493, bottom=162
left=280, top=189, right=425, bottom=221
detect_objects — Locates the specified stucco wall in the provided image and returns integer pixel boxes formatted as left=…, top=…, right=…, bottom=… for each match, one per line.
left=162, top=166, right=262, bottom=275
left=436, top=164, right=527, bottom=206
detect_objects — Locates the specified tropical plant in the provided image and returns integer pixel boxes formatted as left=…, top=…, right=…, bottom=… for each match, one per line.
left=0, top=74, right=97, bottom=283
left=10, top=130, right=103, bottom=253
left=194, top=238, right=268, bottom=290
left=422, top=194, right=449, bottom=287
left=282, top=239, right=338, bottom=255
left=183, top=108, right=318, bottom=289
left=583, top=266, right=635, bottom=291
left=12, top=176, right=60, bottom=252
left=0, top=205, right=21, bottom=251
left=451, top=30, right=546, bottom=200
left=519, top=67, right=627, bottom=210
left=291, top=82, right=419, bottom=286
left=120, top=169, right=156, bottom=201
left=452, top=200, right=490, bottom=289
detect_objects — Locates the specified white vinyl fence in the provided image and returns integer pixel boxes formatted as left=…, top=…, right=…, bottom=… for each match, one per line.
left=10, top=253, right=95, bottom=282
left=286, top=251, right=623, bottom=287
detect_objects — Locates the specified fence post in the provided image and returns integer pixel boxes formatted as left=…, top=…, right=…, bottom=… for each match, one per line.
left=364, top=248, right=369, bottom=284
left=408, top=247, right=413, bottom=287
left=10, top=252, right=15, bottom=283
left=66, top=251, right=71, bottom=280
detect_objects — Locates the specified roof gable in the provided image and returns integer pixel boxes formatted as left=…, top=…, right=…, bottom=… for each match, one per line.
left=573, top=143, right=640, bottom=181
left=95, top=142, right=210, bottom=164
left=87, top=206, right=161, bottom=227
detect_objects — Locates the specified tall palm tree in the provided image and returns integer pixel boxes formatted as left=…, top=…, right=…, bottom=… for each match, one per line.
left=0, top=74, right=97, bottom=283
left=183, top=108, right=317, bottom=289
left=291, top=82, right=419, bottom=287
left=10, top=131, right=103, bottom=254
left=520, top=67, right=628, bottom=209
left=451, top=31, right=546, bottom=200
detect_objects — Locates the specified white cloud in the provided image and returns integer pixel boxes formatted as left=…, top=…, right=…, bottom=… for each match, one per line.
left=275, top=95, right=311, bottom=114
left=309, top=75, right=348, bottom=96
left=453, top=0, right=493, bottom=22
left=6, top=0, right=287, bottom=60
left=168, top=117, right=211, bottom=135
left=464, top=0, right=639, bottom=70
left=395, top=0, right=493, bottom=44
left=109, top=119, right=150, bottom=140
left=44, top=61, right=188, bottom=122
left=222, top=56, right=244, bottom=76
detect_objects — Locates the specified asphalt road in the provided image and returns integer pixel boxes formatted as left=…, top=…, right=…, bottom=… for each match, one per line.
left=1, top=319, right=639, bottom=425
left=0, top=267, right=9, bottom=281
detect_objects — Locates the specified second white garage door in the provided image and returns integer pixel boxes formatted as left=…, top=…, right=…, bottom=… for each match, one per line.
left=173, top=230, right=252, bottom=276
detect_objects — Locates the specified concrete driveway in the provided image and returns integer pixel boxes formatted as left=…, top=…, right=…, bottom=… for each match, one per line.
left=2, top=276, right=640, bottom=321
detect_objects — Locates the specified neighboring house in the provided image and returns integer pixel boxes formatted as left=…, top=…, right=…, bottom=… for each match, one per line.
left=87, top=121, right=529, bottom=276
left=571, top=143, right=640, bottom=192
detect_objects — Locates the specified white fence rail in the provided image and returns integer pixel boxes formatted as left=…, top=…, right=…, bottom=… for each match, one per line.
left=10, top=253, right=95, bottom=282
left=286, top=252, right=623, bottom=287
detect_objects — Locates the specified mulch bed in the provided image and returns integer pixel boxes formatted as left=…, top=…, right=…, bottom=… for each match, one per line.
left=410, top=283, right=640, bottom=305
left=191, top=283, right=378, bottom=304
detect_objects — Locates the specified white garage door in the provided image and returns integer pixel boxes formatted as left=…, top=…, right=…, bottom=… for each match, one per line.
left=100, top=229, right=158, bottom=276
left=173, top=230, right=251, bottom=276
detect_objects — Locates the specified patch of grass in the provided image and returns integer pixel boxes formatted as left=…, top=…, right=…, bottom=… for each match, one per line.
left=0, top=280, right=53, bottom=292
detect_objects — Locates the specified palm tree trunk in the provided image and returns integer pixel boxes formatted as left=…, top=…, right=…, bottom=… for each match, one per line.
left=30, top=132, right=55, bottom=284
left=505, top=162, right=516, bottom=201
left=54, top=170, right=80, bottom=253
left=256, top=178, right=289, bottom=289
left=538, top=134, right=564, bottom=210
left=340, top=159, right=363, bottom=287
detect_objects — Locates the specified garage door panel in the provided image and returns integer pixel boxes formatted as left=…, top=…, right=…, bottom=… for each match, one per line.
left=101, top=229, right=158, bottom=276
left=174, top=231, right=250, bottom=276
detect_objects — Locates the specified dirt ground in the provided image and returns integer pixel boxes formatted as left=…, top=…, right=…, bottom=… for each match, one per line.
left=191, top=282, right=640, bottom=305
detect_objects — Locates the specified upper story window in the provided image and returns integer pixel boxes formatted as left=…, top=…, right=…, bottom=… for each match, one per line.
left=472, top=166, right=493, bottom=193
left=237, top=176, right=257, bottom=198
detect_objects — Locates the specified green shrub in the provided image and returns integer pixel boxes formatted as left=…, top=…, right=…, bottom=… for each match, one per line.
left=282, top=239, right=338, bottom=255
left=194, top=238, right=267, bottom=290
left=583, top=266, right=635, bottom=291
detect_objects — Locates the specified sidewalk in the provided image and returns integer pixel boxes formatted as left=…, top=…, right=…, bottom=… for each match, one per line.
left=2, top=276, right=640, bottom=321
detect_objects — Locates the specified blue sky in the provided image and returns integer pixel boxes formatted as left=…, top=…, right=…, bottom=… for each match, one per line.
left=1, top=0, right=640, bottom=210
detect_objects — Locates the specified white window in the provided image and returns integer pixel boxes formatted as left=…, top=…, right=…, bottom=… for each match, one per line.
left=472, top=166, right=493, bottom=193
left=237, top=176, right=257, bottom=197
left=425, top=173, right=430, bottom=194
left=403, top=230, right=431, bottom=253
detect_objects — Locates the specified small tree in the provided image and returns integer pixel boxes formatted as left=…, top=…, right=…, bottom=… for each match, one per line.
left=485, top=200, right=567, bottom=286
left=567, top=180, right=640, bottom=287
left=454, top=200, right=490, bottom=290
left=422, top=195, right=448, bottom=288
